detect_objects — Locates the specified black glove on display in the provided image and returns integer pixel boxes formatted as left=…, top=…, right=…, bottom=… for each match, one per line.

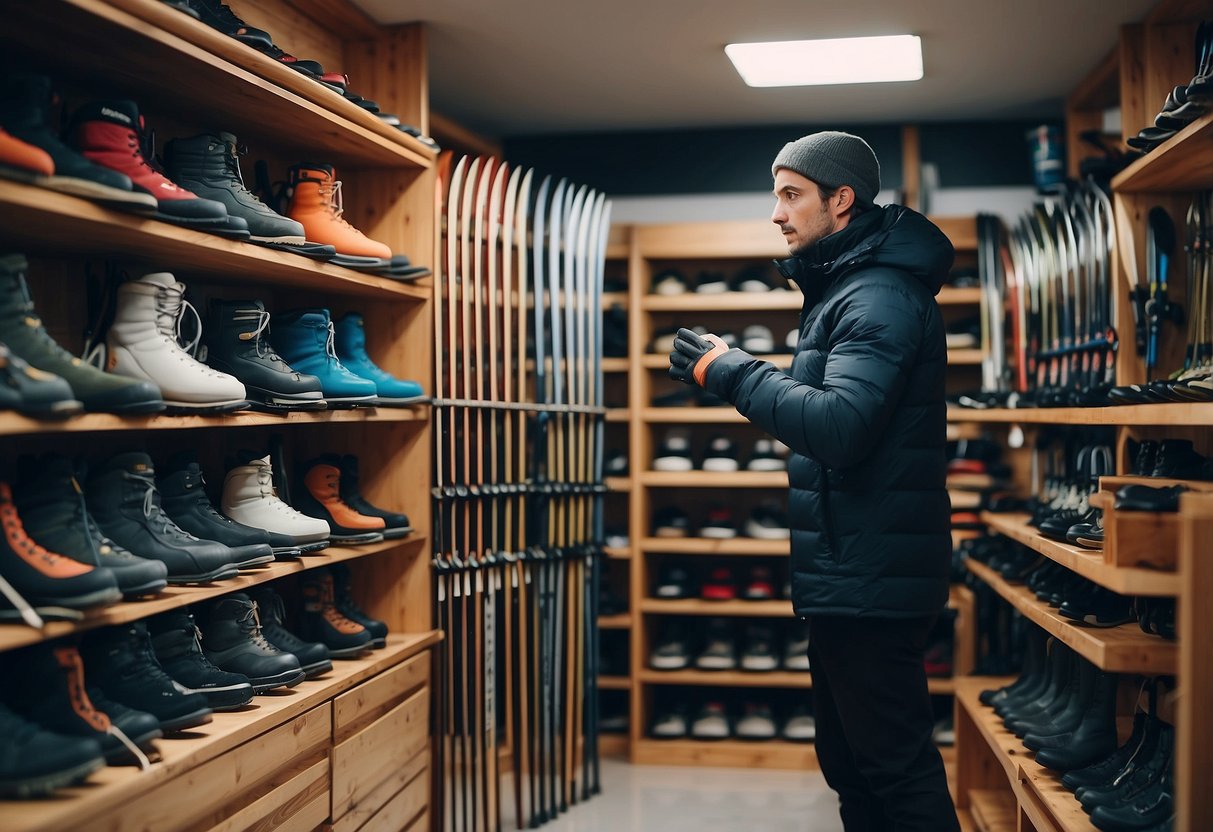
left=668, top=327, right=729, bottom=386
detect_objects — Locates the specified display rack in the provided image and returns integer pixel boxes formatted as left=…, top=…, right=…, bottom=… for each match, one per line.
left=0, top=2, right=438, bottom=830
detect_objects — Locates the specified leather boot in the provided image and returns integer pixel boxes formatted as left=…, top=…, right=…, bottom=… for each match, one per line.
left=337, top=454, right=412, bottom=538
left=247, top=586, right=332, bottom=678
left=1023, top=658, right=1097, bottom=748
left=332, top=313, right=424, bottom=404
left=220, top=455, right=329, bottom=554
left=147, top=608, right=254, bottom=710
left=294, top=458, right=384, bottom=544
left=1034, top=669, right=1120, bottom=771
left=285, top=164, right=391, bottom=261
left=0, top=702, right=103, bottom=797
left=0, top=125, right=53, bottom=180
left=202, top=299, right=324, bottom=410
left=298, top=570, right=372, bottom=657
left=200, top=592, right=304, bottom=693
left=331, top=562, right=388, bottom=647
left=271, top=309, right=378, bottom=406
left=0, top=343, right=81, bottom=419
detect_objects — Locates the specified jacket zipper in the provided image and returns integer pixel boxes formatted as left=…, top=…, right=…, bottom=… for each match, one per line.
left=818, top=467, right=838, bottom=554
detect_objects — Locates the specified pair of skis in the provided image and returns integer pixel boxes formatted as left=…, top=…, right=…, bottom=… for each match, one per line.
left=433, top=151, right=611, bottom=832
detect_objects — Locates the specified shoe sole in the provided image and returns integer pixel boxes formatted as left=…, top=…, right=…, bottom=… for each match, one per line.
left=701, top=459, right=739, bottom=472
left=271, top=546, right=304, bottom=559
left=232, top=554, right=276, bottom=569
left=159, top=708, right=214, bottom=732
left=150, top=211, right=229, bottom=228
left=166, top=565, right=241, bottom=585
left=380, top=527, right=412, bottom=539
left=248, top=234, right=307, bottom=244
left=296, top=540, right=331, bottom=554
left=740, top=659, right=778, bottom=671
left=699, top=527, right=738, bottom=539
left=162, top=399, right=250, bottom=414
left=652, top=458, right=693, bottom=472
left=695, top=659, right=738, bottom=670
left=243, top=386, right=327, bottom=410
left=746, top=460, right=787, bottom=472
left=31, top=586, right=123, bottom=609
left=86, top=396, right=166, bottom=415
left=300, top=659, right=334, bottom=679
left=371, top=395, right=430, bottom=406
left=329, top=531, right=386, bottom=545
left=745, top=525, right=790, bottom=540
left=0, top=756, right=104, bottom=798
left=327, top=642, right=372, bottom=659
left=250, top=668, right=307, bottom=694
left=17, top=398, right=85, bottom=419
left=42, top=176, right=158, bottom=210
left=648, top=658, right=690, bottom=670
left=323, top=396, right=379, bottom=409
left=119, top=578, right=169, bottom=598
left=181, top=682, right=255, bottom=711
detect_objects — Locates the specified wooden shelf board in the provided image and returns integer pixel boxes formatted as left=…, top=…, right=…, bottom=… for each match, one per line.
left=931, top=217, right=979, bottom=251
left=0, top=536, right=427, bottom=651
left=640, top=471, right=787, bottom=488
left=599, top=734, right=629, bottom=757
left=602, top=358, right=630, bottom=373
left=598, top=675, right=631, bottom=690
left=598, top=613, right=632, bottom=629
left=0, top=182, right=432, bottom=302
left=0, top=630, right=442, bottom=832
left=938, top=287, right=983, bottom=306
left=635, top=221, right=788, bottom=259
left=603, top=546, right=633, bottom=560
left=981, top=512, right=1180, bottom=597
left=605, top=408, right=631, bottom=423
left=641, top=292, right=802, bottom=312
left=639, top=598, right=793, bottom=617
left=640, top=668, right=810, bottom=687
left=642, top=407, right=747, bottom=423
left=12, top=0, right=434, bottom=170
left=948, top=349, right=985, bottom=366
left=632, top=737, right=817, bottom=770
left=968, top=789, right=1018, bottom=832
left=601, top=292, right=628, bottom=308
left=1113, top=110, right=1213, bottom=192
left=955, top=676, right=1036, bottom=783
left=964, top=559, right=1177, bottom=674
left=929, top=677, right=957, bottom=695
left=640, top=537, right=789, bottom=556
left=0, top=405, right=429, bottom=438
left=605, top=476, right=632, bottom=492
left=947, top=402, right=1213, bottom=426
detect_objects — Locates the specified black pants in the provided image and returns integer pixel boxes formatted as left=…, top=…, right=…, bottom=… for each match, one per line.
left=808, top=614, right=960, bottom=832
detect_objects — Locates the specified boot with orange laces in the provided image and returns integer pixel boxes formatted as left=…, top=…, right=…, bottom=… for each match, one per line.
left=293, top=458, right=385, bottom=545
left=0, top=127, right=52, bottom=183
left=67, top=100, right=230, bottom=229
left=285, top=163, right=392, bottom=268
left=0, top=482, right=120, bottom=620
left=297, top=569, right=372, bottom=657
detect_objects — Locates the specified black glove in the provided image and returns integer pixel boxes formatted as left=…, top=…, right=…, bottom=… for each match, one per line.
left=668, top=327, right=729, bottom=386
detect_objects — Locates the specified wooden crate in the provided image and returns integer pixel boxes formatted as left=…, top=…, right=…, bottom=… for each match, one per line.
left=1097, top=476, right=1213, bottom=571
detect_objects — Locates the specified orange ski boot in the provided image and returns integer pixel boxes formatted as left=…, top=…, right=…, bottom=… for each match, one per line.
left=295, top=459, right=385, bottom=545
left=0, top=127, right=53, bottom=182
left=284, top=164, right=391, bottom=266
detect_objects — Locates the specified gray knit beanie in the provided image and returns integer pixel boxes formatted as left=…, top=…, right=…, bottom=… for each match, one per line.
left=772, top=131, right=881, bottom=207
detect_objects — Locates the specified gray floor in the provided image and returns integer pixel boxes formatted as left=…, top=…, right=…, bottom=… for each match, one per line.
left=501, top=759, right=845, bottom=832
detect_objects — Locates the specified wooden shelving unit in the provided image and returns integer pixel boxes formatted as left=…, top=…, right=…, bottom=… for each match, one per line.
left=0, top=1, right=438, bottom=829
left=964, top=559, right=1176, bottom=674
left=641, top=537, right=789, bottom=556
left=1112, top=109, right=1213, bottom=192
left=980, top=512, right=1180, bottom=597
left=639, top=598, right=793, bottom=617
left=631, top=738, right=817, bottom=770
left=638, top=470, right=788, bottom=488
left=947, top=402, right=1213, bottom=426
left=599, top=614, right=632, bottom=630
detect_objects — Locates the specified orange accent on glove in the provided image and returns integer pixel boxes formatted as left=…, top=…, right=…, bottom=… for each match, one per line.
left=693, top=334, right=729, bottom=387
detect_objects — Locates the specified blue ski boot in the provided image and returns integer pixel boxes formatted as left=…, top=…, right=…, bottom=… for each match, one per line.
left=332, top=313, right=425, bottom=405
left=270, top=309, right=377, bottom=407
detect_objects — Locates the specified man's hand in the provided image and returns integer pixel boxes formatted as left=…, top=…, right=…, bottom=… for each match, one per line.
left=668, top=327, right=730, bottom=386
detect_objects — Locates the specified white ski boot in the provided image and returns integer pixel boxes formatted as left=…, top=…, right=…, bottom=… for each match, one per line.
left=106, top=272, right=248, bottom=412
left=222, top=456, right=330, bottom=554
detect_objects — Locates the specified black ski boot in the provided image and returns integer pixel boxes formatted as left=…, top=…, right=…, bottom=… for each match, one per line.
left=202, top=300, right=325, bottom=411
left=82, top=622, right=214, bottom=732
left=3, top=643, right=160, bottom=766
left=83, top=685, right=163, bottom=765
left=16, top=453, right=168, bottom=598
left=0, top=343, right=81, bottom=418
left=158, top=452, right=275, bottom=570
left=0, top=481, right=121, bottom=610
left=338, top=454, right=413, bottom=538
left=165, top=134, right=307, bottom=244
left=0, top=702, right=103, bottom=797
left=87, top=452, right=240, bottom=585
left=330, top=562, right=388, bottom=648
left=248, top=587, right=332, bottom=678
left=201, top=593, right=305, bottom=693
left=0, top=255, right=164, bottom=414
left=147, top=608, right=254, bottom=710
left=0, top=73, right=156, bottom=211
left=184, top=0, right=274, bottom=49
left=298, top=570, right=372, bottom=657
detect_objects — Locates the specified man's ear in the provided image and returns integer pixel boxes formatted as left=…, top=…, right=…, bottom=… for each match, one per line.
left=834, top=186, right=856, bottom=216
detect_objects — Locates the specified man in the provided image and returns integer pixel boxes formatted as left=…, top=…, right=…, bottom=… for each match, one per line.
left=668, top=131, right=959, bottom=832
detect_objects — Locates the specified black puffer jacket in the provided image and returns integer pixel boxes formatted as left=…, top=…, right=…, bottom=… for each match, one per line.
left=703, top=205, right=954, bottom=618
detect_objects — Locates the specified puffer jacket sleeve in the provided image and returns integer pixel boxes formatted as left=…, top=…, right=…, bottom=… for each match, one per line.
left=703, top=280, right=924, bottom=470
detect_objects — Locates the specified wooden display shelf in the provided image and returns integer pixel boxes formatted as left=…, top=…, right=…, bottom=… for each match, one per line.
left=946, top=402, right=1213, bottom=426
left=602, top=358, right=630, bottom=373
left=964, top=559, right=1177, bottom=674
left=938, top=287, right=983, bottom=306
left=642, top=407, right=748, bottom=423
left=0, top=182, right=431, bottom=302
left=948, top=349, right=985, bottom=366
left=640, top=471, right=787, bottom=488
left=606, top=476, right=632, bottom=492
left=967, top=790, right=1017, bottom=832
left=639, top=598, right=792, bottom=617
left=8, top=0, right=435, bottom=170
left=0, top=405, right=429, bottom=438
left=0, top=630, right=442, bottom=832
left=599, top=734, right=629, bottom=757
left=601, top=292, right=628, bottom=308
left=598, top=613, right=632, bottom=629
left=955, top=678, right=1097, bottom=832
left=606, top=408, right=631, bottom=422
left=1113, top=110, right=1213, bottom=192
left=639, top=669, right=810, bottom=688
left=981, top=512, right=1181, bottom=597
left=0, top=536, right=427, bottom=651
left=641, top=537, right=789, bottom=556
left=603, top=546, right=633, bottom=560
left=599, top=675, right=631, bottom=690
left=631, top=737, right=817, bottom=770
left=641, top=292, right=801, bottom=312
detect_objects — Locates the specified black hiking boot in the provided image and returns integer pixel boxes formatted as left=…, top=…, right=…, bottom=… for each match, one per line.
left=248, top=587, right=332, bottom=678
left=147, top=608, right=254, bottom=710
left=201, top=593, right=305, bottom=693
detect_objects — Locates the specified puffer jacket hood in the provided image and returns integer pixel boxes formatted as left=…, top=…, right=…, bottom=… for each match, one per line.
left=776, top=204, right=953, bottom=302
left=703, top=205, right=953, bottom=619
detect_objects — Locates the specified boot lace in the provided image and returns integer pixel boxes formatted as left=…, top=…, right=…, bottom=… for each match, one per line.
left=126, top=473, right=196, bottom=542
left=237, top=306, right=286, bottom=363
left=239, top=600, right=276, bottom=651
left=223, top=142, right=268, bottom=205
left=319, top=178, right=365, bottom=236
left=254, top=465, right=312, bottom=519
